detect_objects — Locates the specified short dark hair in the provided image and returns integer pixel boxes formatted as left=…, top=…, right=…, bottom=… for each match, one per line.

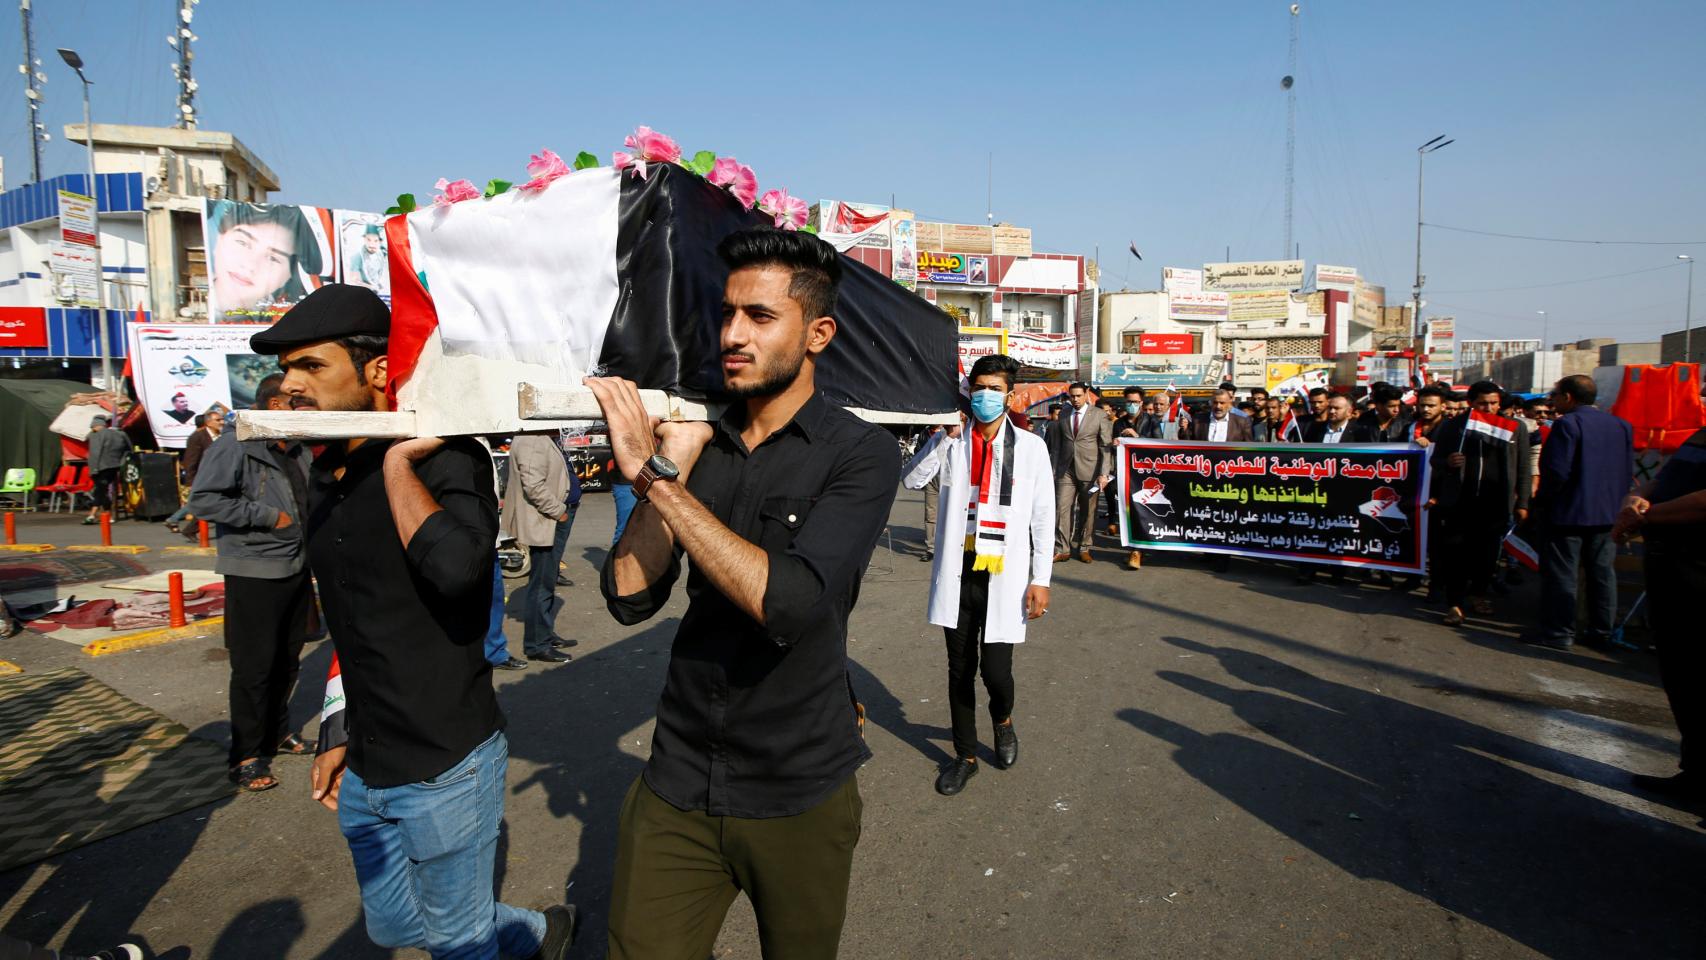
left=1123, top=386, right=1145, bottom=399
left=254, top=372, right=287, bottom=409
left=1069, top=381, right=1090, bottom=393
left=192, top=413, right=205, bottom=427
left=337, top=335, right=388, bottom=384
left=1418, top=384, right=1449, bottom=402
left=1308, top=387, right=1330, bottom=399
left=1250, top=387, right=1268, bottom=398
left=968, top=353, right=1019, bottom=389
left=1467, top=380, right=1502, bottom=402
left=1371, top=384, right=1403, bottom=404
left=1554, top=374, right=1596, bottom=405
left=1523, top=396, right=1550, bottom=412
left=717, top=228, right=842, bottom=320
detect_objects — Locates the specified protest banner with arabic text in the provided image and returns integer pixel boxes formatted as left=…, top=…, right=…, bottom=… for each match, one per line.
left=1118, top=439, right=1431, bottom=572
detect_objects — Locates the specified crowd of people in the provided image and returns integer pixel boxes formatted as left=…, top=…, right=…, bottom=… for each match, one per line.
left=9, top=224, right=1702, bottom=960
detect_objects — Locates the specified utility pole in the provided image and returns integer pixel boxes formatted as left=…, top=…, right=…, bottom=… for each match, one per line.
left=1282, top=4, right=1299, bottom=260
left=170, top=0, right=199, bottom=128
left=1682, top=255, right=1695, bottom=363
left=60, top=48, right=113, bottom=390
left=1413, top=135, right=1453, bottom=340
left=19, top=0, right=46, bottom=182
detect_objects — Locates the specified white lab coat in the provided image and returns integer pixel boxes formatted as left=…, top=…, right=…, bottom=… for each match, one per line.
left=902, top=425, right=1055, bottom=644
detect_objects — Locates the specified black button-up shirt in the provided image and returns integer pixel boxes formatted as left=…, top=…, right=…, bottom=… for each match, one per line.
left=308, top=437, right=503, bottom=788
left=602, top=392, right=900, bottom=818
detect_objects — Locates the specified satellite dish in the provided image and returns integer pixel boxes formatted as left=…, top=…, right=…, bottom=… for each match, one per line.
left=1281, top=75, right=1293, bottom=90
left=1291, top=3, right=1301, bottom=14
left=145, top=176, right=160, bottom=196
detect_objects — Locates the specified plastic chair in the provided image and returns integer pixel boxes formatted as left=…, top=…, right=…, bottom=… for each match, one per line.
left=0, top=468, right=36, bottom=511
left=66, top=465, right=95, bottom=512
left=34, top=465, right=78, bottom=513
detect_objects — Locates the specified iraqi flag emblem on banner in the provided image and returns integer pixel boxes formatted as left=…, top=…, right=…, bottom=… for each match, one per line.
left=1133, top=476, right=1173, bottom=516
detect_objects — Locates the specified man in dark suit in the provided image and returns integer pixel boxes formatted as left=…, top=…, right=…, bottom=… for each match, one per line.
left=1302, top=394, right=1376, bottom=443
left=1360, top=383, right=1412, bottom=442
left=1427, top=380, right=1532, bottom=626
left=1047, top=382, right=1115, bottom=563
left=1530, top=374, right=1634, bottom=650
left=1186, top=388, right=1255, bottom=442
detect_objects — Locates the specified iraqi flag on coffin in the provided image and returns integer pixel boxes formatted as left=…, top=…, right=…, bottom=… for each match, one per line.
left=382, top=161, right=958, bottom=435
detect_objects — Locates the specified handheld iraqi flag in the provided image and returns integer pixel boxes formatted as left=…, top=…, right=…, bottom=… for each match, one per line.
left=1464, top=409, right=1521, bottom=443
left=1502, top=527, right=1540, bottom=571
left=1133, top=476, right=1174, bottom=516
left=317, top=653, right=347, bottom=757
left=383, top=152, right=958, bottom=434
left=964, top=421, right=1017, bottom=573
left=1277, top=408, right=1302, bottom=442
left=1357, top=485, right=1410, bottom=531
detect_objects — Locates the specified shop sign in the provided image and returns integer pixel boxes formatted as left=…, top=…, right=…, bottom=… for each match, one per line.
left=1202, top=259, right=1305, bottom=292
left=1138, top=333, right=1194, bottom=354
left=918, top=251, right=970, bottom=284
left=0, top=307, right=49, bottom=348
left=58, top=190, right=97, bottom=247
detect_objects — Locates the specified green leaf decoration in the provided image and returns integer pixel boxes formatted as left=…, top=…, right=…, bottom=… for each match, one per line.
left=384, top=206, right=401, bottom=216
left=801, top=224, right=819, bottom=235
left=686, top=150, right=717, bottom=177
left=396, top=193, right=417, bottom=214
left=573, top=151, right=599, bottom=170
left=484, top=178, right=513, bottom=198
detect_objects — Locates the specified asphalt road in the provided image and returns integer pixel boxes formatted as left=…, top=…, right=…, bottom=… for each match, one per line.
left=2, top=492, right=1701, bottom=959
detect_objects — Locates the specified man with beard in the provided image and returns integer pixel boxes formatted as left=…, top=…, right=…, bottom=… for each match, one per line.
left=591, top=229, right=898, bottom=959
left=253, top=285, right=576, bottom=960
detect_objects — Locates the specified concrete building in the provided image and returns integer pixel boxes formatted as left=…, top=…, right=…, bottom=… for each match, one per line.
left=1660, top=328, right=1699, bottom=364
left=1599, top=341, right=1661, bottom=366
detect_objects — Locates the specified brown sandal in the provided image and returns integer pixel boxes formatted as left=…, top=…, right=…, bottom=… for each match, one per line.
left=230, top=759, right=278, bottom=792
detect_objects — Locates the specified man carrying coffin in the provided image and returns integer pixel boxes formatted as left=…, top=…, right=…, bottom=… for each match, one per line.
left=592, top=229, right=899, bottom=960
left=904, top=354, right=1053, bottom=797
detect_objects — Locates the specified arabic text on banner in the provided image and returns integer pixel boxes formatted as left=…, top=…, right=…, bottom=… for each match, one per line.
left=1118, top=439, right=1432, bottom=573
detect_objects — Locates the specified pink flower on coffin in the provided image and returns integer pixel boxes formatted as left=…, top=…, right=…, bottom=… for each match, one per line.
left=623, top=125, right=681, bottom=165
left=519, top=148, right=571, bottom=192
left=758, top=188, right=808, bottom=231
left=432, top=178, right=480, bottom=207
left=708, top=157, right=758, bottom=209
left=612, top=150, right=648, bottom=180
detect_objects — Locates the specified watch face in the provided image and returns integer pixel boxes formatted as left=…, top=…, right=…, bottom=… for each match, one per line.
left=648, top=454, right=680, bottom=480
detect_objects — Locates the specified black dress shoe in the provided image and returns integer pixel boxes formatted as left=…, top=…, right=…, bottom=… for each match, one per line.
left=548, top=636, right=579, bottom=649
left=993, top=721, right=1019, bottom=769
left=494, top=657, right=529, bottom=671
left=529, top=903, right=579, bottom=960
left=527, top=649, right=572, bottom=663
left=934, top=757, right=978, bottom=796
left=556, top=574, right=574, bottom=587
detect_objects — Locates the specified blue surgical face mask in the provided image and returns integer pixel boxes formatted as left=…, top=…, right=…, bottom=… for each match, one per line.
left=1125, top=402, right=1141, bottom=415
left=970, top=389, right=1007, bottom=423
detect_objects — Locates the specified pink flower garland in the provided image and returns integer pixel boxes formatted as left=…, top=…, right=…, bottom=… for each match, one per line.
left=519, top=148, right=571, bottom=193
left=757, top=188, right=808, bottom=231
left=612, top=125, right=682, bottom=181
left=708, top=157, right=759, bottom=209
left=432, top=178, right=480, bottom=207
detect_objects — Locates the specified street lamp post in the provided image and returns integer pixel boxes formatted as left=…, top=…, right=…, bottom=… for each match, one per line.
left=1412, top=135, right=1454, bottom=340
left=1536, top=310, right=1548, bottom=352
left=57, top=47, right=113, bottom=391
left=1681, top=255, right=1695, bottom=363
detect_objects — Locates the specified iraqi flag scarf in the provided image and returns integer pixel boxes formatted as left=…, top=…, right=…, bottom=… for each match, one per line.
left=964, top=419, right=1018, bottom=574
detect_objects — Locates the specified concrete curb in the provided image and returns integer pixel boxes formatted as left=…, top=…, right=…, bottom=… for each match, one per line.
left=0, top=544, right=55, bottom=553
left=162, top=545, right=216, bottom=556
left=66, top=545, right=151, bottom=555
left=0, top=660, right=20, bottom=675
left=82, top=616, right=223, bottom=657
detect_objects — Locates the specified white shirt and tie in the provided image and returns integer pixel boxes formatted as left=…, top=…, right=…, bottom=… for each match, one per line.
left=1207, top=416, right=1229, bottom=443
left=1322, top=423, right=1347, bottom=443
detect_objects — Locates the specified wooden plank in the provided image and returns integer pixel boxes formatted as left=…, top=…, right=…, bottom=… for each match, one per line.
left=235, top=410, right=419, bottom=441
left=517, top=383, right=957, bottom=426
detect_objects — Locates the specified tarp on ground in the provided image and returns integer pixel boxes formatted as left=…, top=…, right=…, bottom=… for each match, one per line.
left=0, top=379, right=87, bottom=484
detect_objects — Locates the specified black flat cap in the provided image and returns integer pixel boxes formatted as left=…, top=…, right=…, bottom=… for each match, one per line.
left=250, top=284, right=390, bottom=355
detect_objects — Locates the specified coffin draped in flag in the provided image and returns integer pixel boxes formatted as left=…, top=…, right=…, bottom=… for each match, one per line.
left=384, top=161, right=957, bottom=435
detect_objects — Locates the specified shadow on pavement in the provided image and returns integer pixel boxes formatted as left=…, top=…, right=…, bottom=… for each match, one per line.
left=1118, top=635, right=1706, bottom=960
left=848, top=656, right=952, bottom=767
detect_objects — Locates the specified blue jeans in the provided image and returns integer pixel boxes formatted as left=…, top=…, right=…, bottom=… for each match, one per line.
left=339, top=731, right=545, bottom=959
left=522, top=510, right=574, bottom=655
left=1539, top=525, right=1617, bottom=645
left=483, top=559, right=508, bottom=665
left=611, top=482, right=637, bottom=545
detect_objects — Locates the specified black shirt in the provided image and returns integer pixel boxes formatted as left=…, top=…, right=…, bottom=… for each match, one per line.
left=602, top=393, right=900, bottom=818
left=1646, top=427, right=1706, bottom=555
left=307, top=437, right=503, bottom=788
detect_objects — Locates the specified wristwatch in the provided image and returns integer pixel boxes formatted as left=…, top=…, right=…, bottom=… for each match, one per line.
left=633, top=454, right=680, bottom=502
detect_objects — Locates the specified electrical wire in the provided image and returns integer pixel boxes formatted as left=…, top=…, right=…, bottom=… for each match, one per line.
left=1425, top=260, right=1686, bottom=295
left=1426, top=223, right=1706, bottom=246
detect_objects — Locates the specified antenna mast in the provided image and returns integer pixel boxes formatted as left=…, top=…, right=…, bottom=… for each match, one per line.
left=19, top=0, right=46, bottom=182
left=170, top=0, right=199, bottom=128
left=1282, top=3, right=1299, bottom=260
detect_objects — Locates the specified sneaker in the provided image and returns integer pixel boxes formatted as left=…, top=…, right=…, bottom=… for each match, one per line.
left=529, top=903, right=579, bottom=960
left=494, top=657, right=529, bottom=671
left=75, top=946, right=143, bottom=960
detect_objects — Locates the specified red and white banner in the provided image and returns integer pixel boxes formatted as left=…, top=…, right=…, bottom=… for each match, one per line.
left=1138, top=333, right=1193, bottom=354
left=1006, top=331, right=1076, bottom=370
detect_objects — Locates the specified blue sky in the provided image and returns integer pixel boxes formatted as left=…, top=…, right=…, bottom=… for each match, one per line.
left=7, top=0, right=1704, bottom=345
